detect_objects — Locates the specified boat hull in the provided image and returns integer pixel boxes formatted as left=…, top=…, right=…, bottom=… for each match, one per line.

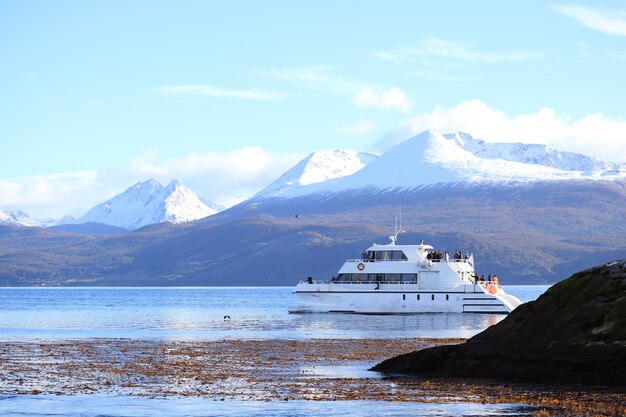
left=291, top=282, right=519, bottom=314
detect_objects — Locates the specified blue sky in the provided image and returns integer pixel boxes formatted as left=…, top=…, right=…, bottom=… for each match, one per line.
left=2, top=1, right=626, bottom=217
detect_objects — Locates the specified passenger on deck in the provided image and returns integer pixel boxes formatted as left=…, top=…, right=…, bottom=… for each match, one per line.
left=454, top=250, right=461, bottom=260
left=306, top=276, right=313, bottom=284
left=480, top=274, right=485, bottom=282
left=426, top=252, right=432, bottom=260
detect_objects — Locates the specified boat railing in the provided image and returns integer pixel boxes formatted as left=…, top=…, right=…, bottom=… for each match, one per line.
left=300, top=280, right=418, bottom=285
left=299, top=279, right=502, bottom=286
left=347, top=258, right=472, bottom=263
left=346, top=258, right=408, bottom=263
left=430, top=258, right=471, bottom=263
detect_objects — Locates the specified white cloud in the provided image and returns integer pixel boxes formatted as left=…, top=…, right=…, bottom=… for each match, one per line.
left=373, top=38, right=542, bottom=64
left=263, top=67, right=412, bottom=113
left=554, top=4, right=626, bottom=36
left=157, top=85, right=286, bottom=101
left=336, top=121, right=376, bottom=136
left=352, top=87, right=412, bottom=113
left=260, top=66, right=360, bottom=96
left=0, top=171, right=100, bottom=219
left=375, top=100, right=626, bottom=163
left=0, top=147, right=305, bottom=219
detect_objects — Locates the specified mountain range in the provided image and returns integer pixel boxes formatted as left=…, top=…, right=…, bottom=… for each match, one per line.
left=254, top=130, right=625, bottom=199
left=0, top=130, right=624, bottom=286
left=0, top=210, right=57, bottom=228
left=0, top=179, right=223, bottom=231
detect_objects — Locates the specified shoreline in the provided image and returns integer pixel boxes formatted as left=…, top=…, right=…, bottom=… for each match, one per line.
left=1, top=338, right=624, bottom=416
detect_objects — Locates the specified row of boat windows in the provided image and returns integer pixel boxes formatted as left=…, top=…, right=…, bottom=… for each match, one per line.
left=403, top=294, right=450, bottom=301
left=333, top=273, right=417, bottom=283
left=363, top=250, right=408, bottom=261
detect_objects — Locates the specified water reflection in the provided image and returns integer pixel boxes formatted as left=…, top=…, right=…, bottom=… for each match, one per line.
left=0, top=396, right=534, bottom=417
left=0, top=286, right=548, bottom=341
left=291, top=312, right=505, bottom=339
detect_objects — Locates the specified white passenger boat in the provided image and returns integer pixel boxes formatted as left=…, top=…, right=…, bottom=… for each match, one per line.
left=291, top=231, right=523, bottom=314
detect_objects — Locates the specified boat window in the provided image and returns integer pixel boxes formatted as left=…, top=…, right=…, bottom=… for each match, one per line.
left=417, top=294, right=420, bottom=301
left=402, top=273, right=417, bottom=282
left=337, top=273, right=368, bottom=282
left=446, top=294, right=449, bottom=301
left=386, top=273, right=401, bottom=282
left=392, top=251, right=408, bottom=260
left=369, top=250, right=408, bottom=261
left=373, top=251, right=387, bottom=261
left=402, top=294, right=406, bottom=300
left=431, top=294, right=435, bottom=301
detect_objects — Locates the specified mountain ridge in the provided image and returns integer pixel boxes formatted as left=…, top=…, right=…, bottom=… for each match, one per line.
left=254, top=149, right=378, bottom=199
left=253, top=130, right=626, bottom=200
left=0, top=209, right=56, bottom=228
left=0, top=179, right=624, bottom=286
left=73, top=179, right=219, bottom=230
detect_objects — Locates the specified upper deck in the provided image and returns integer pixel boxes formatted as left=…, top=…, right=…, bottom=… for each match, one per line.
left=358, top=243, right=434, bottom=262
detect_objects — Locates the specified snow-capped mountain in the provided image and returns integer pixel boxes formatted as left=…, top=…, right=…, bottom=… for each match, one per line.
left=254, top=130, right=626, bottom=199
left=74, top=179, right=220, bottom=230
left=442, top=131, right=625, bottom=180
left=0, top=209, right=56, bottom=227
left=254, top=150, right=379, bottom=198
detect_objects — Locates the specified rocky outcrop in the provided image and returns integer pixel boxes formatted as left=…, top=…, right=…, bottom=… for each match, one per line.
left=371, top=260, right=626, bottom=386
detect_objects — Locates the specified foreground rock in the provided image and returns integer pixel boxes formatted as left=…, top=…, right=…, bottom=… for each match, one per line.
left=372, top=260, right=626, bottom=386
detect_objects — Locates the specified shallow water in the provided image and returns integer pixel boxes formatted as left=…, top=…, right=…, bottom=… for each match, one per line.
left=0, top=395, right=534, bottom=417
left=0, top=286, right=548, bottom=341
left=0, top=286, right=548, bottom=416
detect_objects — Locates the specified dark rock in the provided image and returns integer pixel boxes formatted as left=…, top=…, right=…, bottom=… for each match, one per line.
left=371, top=260, right=626, bottom=386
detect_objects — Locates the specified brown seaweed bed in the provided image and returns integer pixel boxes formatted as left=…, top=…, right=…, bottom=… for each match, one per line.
left=1, top=338, right=624, bottom=416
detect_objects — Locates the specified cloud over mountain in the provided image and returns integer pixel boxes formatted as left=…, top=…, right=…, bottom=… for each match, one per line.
left=377, top=100, right=626, bottom=164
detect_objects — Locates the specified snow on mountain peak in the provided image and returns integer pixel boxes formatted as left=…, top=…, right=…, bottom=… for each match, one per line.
left=444, top=132, right=621, bottom=174
left=254, top=149, right=379, bottom=198
left=158, top=180, right=217, bottom=224
left=253, top=130, right=626, bottom=200
left=74, top=179, right=220, bottom=230
left=0, top=209, right=56, bottom=227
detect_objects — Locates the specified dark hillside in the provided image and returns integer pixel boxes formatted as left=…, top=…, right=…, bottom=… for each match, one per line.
left=0, top=180, right=624, bottom=286
left=372, top=260, right=626, bottom=386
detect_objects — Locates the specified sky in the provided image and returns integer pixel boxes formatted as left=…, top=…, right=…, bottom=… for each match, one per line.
left=2, top=0, right=626, bottom=218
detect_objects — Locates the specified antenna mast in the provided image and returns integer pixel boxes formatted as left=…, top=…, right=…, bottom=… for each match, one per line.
left=389, top=207, right=405, bottom=246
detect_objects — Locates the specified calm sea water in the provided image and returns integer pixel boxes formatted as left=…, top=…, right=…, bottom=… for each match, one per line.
left=0, top=396, right=533, bottom=417
left=0, top=286, right=548, bottom=341
left=0, top=286, right=547, bottom=416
